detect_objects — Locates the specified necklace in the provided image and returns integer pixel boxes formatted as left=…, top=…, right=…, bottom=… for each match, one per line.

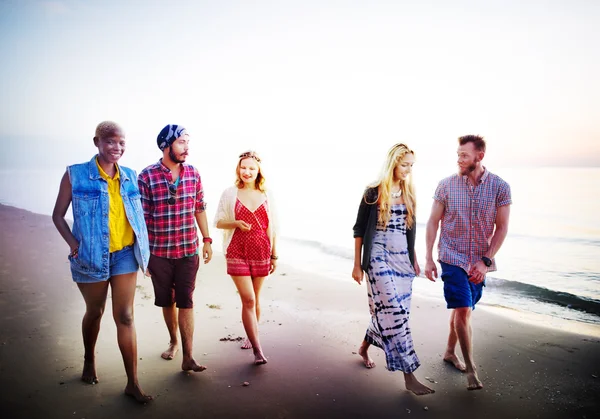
left=391, top=189, right=402, bottom=199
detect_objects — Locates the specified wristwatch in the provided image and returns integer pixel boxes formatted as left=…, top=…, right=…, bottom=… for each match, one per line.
left=481, top=256, right=492, bottom=267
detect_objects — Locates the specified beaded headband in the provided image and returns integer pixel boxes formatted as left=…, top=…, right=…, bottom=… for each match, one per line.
left=239, top=151, right=261, bottom=163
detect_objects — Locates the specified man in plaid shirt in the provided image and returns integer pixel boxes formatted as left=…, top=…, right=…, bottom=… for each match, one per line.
left=424, top=135, right=511, bottom=391
left=138, top=124, right=213, bottom=373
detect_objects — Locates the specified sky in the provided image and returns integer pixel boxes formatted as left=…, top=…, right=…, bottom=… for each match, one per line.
left=1, top=0, right=599, bottom=176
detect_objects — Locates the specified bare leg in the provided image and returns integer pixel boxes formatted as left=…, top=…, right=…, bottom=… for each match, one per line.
left=454, top=307, right=483, bottom=390
left=179, top=308, right=206, bottom=372
left=358, top=339, right=375, bottom=368
left=110, top=273, right=152, bottom=403
left=443, top=310, right=466, bottom=372
left=161, top=304, right=179, bottom=360
left=242, top=276, right=266, bottom=350
left=240, top=288, right=254, bottom=350
left=232, top=276, right=267, bottom=365
left=77, top=281, right=109, bottom=384
left=253, top=276, right=264, bottom=324
left=404, top=372, right=435, bottom=395
left=250, top=276, right=268, bottom=364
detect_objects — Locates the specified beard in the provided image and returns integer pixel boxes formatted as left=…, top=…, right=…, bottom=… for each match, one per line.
left=169, top=147, right=186, bottom=164
left=459, top=158, right=480, bottom=176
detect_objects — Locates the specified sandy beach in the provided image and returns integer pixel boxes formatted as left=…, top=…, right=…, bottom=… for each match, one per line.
left=0, top=203, right=599, bottom=419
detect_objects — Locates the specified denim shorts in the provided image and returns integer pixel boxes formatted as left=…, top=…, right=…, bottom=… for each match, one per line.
left=440, top=261, right=484, bottom=310
left=72, top=245, right=139, bottom=283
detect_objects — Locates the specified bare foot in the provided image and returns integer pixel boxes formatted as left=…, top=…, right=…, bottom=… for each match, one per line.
left=182, top=359, right=207, bottom=372
left=124, top=384, right=153, bottom=404
left=358, top=345, right=375, bottom=368
left=81, top=359, right=98, bottom=384
left=404, top=373, right=435, bottom=396
left=443, top=354, right=466, bottom=372
left=161, top=342, right=179, bottom=360
left=241, top=338, right=252, bottom=350
left=254, top=350, right=268, bottom=365
left=467, top=372, right=483, bottom=390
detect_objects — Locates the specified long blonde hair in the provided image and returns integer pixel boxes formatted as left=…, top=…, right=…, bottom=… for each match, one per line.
left=367, top=143, right=416, bottom=229
left=235, top=150, right=266, bottom=192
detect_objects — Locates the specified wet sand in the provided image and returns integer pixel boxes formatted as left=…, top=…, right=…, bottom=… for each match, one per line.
left=0, top=204, right=599, bottom=419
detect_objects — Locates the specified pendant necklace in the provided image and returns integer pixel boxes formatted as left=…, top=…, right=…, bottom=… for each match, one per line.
left=391, top=189, right=402, bottom=199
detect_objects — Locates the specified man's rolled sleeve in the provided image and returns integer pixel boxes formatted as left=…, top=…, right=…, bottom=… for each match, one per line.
left=194, top=175, right=206, bottom=213
left=497, top=180, right=512, bottom=207
left=433, top=181, right=447, bottom=205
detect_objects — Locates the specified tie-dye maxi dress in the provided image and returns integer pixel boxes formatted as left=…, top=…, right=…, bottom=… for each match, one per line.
left=365, top=204, right=420, bottom=373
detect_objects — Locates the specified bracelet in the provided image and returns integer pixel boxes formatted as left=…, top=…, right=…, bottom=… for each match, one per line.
left=270, top=255, right=278, bottom=260
left=69, top=247, right=79, bottom=258
left=202, top=237, right=213, bottom=244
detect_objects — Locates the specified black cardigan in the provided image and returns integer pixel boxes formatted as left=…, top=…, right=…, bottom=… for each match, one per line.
left=352, top=187, right=416, bottom=272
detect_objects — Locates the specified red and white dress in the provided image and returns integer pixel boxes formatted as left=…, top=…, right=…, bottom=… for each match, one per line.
left=226, top=198, right=271, bottom=277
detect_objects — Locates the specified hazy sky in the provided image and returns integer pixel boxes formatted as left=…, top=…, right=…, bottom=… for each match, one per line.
left=1, top=0, right=599, bottom=172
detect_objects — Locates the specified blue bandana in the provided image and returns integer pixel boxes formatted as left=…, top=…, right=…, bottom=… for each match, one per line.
left=157, top=124, right=187, bottom=150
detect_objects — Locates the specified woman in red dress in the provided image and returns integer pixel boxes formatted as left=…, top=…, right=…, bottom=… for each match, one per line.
left=214, top=151, right=278, bottom=365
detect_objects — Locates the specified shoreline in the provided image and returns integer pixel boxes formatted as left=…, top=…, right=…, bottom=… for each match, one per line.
left=1, top=203, right=600, bottom=418
left=470, top=301, right=600, bottom=338
left=1, top=200, right=599, bottom=337
left=1, top=196, right=598, bottom=334
left=275, top=234, right=600, bottom=338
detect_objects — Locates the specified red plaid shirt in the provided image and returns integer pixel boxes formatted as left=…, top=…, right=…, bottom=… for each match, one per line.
left=138, top=160, right=207, bottom=259
left=433, top=168, right=511, bottom=273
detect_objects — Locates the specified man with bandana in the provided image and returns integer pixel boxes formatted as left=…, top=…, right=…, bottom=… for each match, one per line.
left=138, top=124, right=213, bottom=372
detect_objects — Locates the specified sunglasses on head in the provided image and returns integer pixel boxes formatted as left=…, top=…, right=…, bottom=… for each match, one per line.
left=239, top=151, right=261, bottom=162
left=167, top=183, right=177, bottom=205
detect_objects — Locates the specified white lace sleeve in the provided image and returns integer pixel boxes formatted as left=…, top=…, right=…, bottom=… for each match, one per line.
left=266, top=188, right=279, bottom=235
left=213, top=188, right=231, bottom=227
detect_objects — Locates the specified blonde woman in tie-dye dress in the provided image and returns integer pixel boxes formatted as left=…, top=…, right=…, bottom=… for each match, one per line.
left=352, top=143, right=434, bottom=396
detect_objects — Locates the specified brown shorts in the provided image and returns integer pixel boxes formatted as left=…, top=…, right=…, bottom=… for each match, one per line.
left=148, top=254, right=199, bottom=309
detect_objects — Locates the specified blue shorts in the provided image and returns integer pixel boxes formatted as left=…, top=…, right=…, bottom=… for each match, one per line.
left=440, top=262, right=484, bottom=310
left=72, top=245, right=139, bottom=283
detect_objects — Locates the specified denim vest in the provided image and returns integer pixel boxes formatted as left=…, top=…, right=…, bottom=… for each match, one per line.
left=68, top=155, right=150, bottom=280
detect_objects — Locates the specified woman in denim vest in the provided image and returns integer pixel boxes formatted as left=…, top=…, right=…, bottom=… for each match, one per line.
left=52, top=121, right=152, bottom=403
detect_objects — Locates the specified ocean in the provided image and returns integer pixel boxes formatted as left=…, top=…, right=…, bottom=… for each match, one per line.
left=1, top=164, right=599, bottom=326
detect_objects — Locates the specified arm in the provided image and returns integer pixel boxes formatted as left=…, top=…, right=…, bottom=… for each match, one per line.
left=52, top=171, right=78, bottom=256
left=485, top=204, right=510, bottom=259
left=192, top=173, right=212, bottom=263
left=216, top=219, right=251, bottom=231
left=267, top=223, right=277, bottom=274
left=407, top=220, right=420, bottom=276
left=352, top=190, right=372, bottom=285
left=214, top=188, right=251, bottom=231
left=352, top=237, right=364, bottom=284
left=424, top=200, right=444, bottom=281
left=468, top=204, right=511, bottom=283
left=195, top=210, right=213, bottom=263
left=352, top=191, right=371, bottom=238
left=412, top=234, right=421, bottom=277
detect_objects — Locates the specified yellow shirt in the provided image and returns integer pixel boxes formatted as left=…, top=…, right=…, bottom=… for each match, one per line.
left=96, top=159, right=135, bottom=252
